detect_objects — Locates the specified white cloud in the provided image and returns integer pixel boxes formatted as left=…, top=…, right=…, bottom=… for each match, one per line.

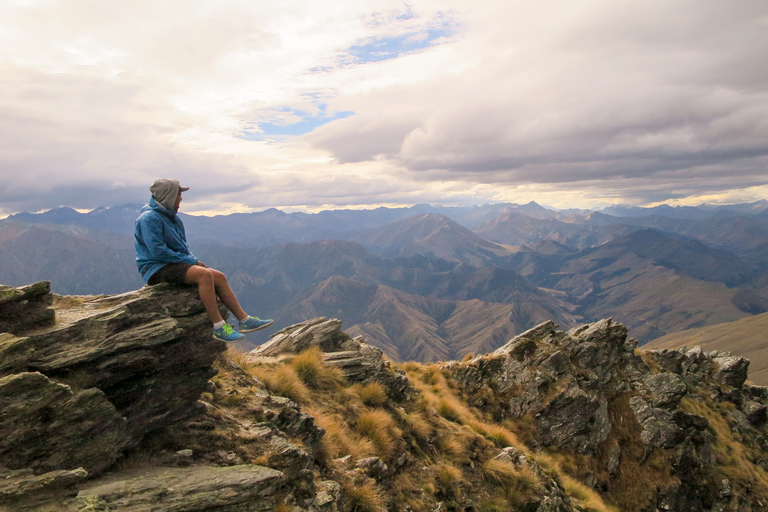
left=0, top=0, right=766, bottom=216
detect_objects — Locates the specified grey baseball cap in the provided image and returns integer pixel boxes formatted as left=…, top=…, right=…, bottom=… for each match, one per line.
left=150, top=178, right=189, bottom=210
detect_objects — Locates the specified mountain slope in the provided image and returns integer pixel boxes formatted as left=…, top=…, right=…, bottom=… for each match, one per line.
left=644, top=311, right=768, bottom=385
left=519, top=229, right=753, bottom=343
left=353, top=213, right=511, bottom=265
left=273, top=275, right=569, bottom=362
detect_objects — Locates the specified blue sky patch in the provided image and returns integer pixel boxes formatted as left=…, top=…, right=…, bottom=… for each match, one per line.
left=349, top=25, right=454, bottom=64
left=237, top=105, right=354, bottom=140
left=347, top=12, right=458, bottom=64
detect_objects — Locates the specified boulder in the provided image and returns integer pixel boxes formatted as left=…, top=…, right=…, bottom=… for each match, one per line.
left=0, top=283, right=226, bottom=476
left=0, top=372, right=129, bottom=475
left=0, top=281, right=55, bottom=335
left=72, top=465, right=284, bottom=512
left=252, top=317, right=348, bottom=356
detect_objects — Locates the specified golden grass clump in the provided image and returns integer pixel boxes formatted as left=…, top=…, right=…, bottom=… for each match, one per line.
left=359, top=382, right=388, bottom=407
left=355, top=409, right=402, bottom=459
left=249, top=364, right=311, bottom=404
left=309, top=408, right=374, bottom=460
left=435, top=463, right=463, bottom=498
left=290, top=346, right=346, bottom=390
left=437, top=398, right=463, bottom=423
left=342, top=479, right=386, bottom=512
left=482, top=458, right=521, bottom=487
left=437, top=434, right=465, bottom=459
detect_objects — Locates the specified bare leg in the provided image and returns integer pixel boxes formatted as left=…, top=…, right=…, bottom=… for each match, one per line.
left=184, top=266, right=247, bottom=324
left=209, top=268, right=248, bottom=321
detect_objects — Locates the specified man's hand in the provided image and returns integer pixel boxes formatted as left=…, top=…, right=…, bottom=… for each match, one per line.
left=197, top=261, right=209, bottom=268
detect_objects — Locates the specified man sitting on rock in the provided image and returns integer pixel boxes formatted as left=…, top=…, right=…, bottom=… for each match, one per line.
left=134, top=178, right=273, bottom=342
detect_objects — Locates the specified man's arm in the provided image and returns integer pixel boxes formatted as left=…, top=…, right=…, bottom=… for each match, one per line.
left=137, top=215, right=198, bottom=265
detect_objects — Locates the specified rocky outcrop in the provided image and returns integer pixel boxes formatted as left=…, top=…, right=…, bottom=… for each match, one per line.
left=72, top=465, right=284, bottom=512
left=448, top=318, right=768, bottom=512
left=6, top=280, right=768, bottom=512
left=0, top=282, right=226, bottom=478
left=251, top=317, right=412, bottom=400
left=0, top=281, right=55, bottom=335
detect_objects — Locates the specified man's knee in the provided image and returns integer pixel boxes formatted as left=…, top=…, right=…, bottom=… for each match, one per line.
left=185, top=265, right=215, bottom=285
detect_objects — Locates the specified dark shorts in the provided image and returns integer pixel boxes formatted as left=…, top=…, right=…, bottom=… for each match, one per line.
left=148, top=263, right=194, bottom=286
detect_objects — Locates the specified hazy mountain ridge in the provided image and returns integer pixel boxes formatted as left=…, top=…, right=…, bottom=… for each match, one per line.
left=2, top=200, right=767, bottom=352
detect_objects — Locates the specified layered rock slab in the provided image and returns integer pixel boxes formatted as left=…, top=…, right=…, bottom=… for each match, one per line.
left=72, top=465, right=284, bottom=512
left=0, top=283, right=226, bottom=476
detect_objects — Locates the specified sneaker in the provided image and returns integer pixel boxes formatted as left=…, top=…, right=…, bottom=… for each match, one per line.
left=213, top=323, right=245, bottom=343
left=239, top=316, right=274, bottom=333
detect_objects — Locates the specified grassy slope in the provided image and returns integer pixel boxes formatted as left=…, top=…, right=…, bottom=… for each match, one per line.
left=644, top=311, right=768, bottom=385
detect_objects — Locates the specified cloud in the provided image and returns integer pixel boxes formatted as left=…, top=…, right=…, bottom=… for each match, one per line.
left=304, top=0, right=768, bottom=200
left=0, top=0, right=766, bottom=216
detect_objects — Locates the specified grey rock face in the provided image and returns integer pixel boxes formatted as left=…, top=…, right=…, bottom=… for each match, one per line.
left=0, top=282, right=55, bottom=335
left=72, top=465, right=284, bottom=512
left=0, top=283, right=226, bottom=477
left=0, top=372, right=129, bottom=474
left=450, top=317, right=768, bottom=512
left=253, top=317, right=347, bottom=356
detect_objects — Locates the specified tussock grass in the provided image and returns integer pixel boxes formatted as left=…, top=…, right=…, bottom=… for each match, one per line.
left=249, top=364, right=311, bottom=404
left=290, top=346, right=347, bottom=390
left=560, top=474, right=618, bottom=512
left=437, top=399, right=462, bottom=423
left=481, top=458, right=520, bottom=487
left=355, top=409, right=402, bottom=459
left=306, top=407, right=374, bottom=460
left=437, top=434, right=465, bottom=459
left=435, top=463, right=463, bottom=498
left=358, top=382, right=388, bottom=407
left=342, top=479, right=386, bottom=512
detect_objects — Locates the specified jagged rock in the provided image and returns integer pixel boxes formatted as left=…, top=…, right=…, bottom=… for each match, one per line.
left=456, top=319, right=643, bottom=454
left=0, top=281, right=55, bottom=335
left=714, top=356, right=750, bottom=388
left=643, top=373, right=687, bottom=408
left=314, top=480, right=341, bottom=511
left=0, top=283, right=226, bottom=476
left=253, top=317, right=349, bottom=356
left=0, top=372, right=129, bottom=474
left=536, top=384, right=611, bottom=454
left=630, top=396, right=686, bottom=448
left=274, top=403, right=326, bottom=445
left=0, top=467, right=88, bottom=512
left=70, top=465, right=284, bottom=512
left=356, top=457, right=389, bottom=482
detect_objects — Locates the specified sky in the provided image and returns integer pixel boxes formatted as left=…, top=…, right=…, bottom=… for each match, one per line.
left=1, top=0, right=767, bottom=217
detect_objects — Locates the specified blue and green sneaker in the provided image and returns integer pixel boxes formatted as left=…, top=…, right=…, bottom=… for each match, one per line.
left=213, top=323, right=246, bottom=343
left=239, top=316, right=273, bottom=333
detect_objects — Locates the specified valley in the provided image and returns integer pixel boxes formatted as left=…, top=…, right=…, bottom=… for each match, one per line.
left=1, top=200, right=766, bottom=362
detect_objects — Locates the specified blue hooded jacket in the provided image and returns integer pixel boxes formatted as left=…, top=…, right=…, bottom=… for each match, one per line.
left=134, top=197, right=198, bottom=282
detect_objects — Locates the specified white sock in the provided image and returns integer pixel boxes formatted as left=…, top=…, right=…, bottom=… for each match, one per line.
left=237, top=314, right=250, bottom=322
left=213, top=320, right=226, bottom=330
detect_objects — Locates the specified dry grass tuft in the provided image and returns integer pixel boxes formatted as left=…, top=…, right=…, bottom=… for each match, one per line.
left=249, top=364, right=311, bottom=404
left=342, top=479, right=386, bottom=512
left=355, top=409, right=402, bottom=459
left=359, top=382, right=388, bottom=407
left=290, top=346, right=347, bottom=390
left=307, top=407, right=374, bottom=460
left=437, top=399, right=463, bottom=423
left=435, top=463, right=463, bottom=498
left=482, top=458, right=521, bottom=487
left=437, top=435, right=465, bottom=459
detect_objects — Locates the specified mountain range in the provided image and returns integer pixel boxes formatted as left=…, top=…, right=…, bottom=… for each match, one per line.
left=1, top=199, right=767, bottom=360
